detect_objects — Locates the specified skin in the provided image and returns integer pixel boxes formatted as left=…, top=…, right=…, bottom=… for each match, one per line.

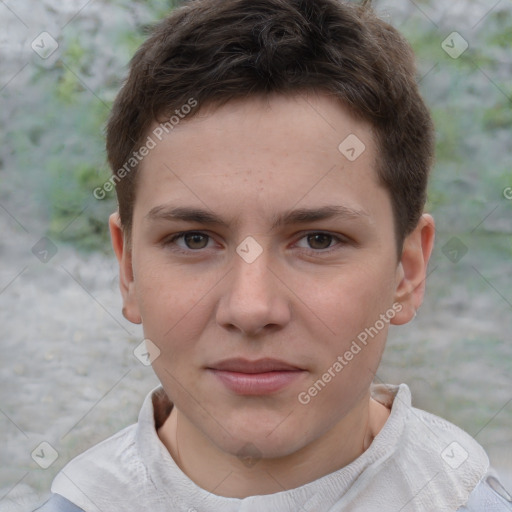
left=110, top=92, right=435, bottom=498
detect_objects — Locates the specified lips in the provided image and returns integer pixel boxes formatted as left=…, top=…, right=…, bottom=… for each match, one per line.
left=208, top=358, right=303, bottom=373
left=206, top=358, right=306, bottom=395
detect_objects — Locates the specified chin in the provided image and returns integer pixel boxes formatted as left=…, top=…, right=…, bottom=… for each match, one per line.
left=209, top=415, right=309, bottom=460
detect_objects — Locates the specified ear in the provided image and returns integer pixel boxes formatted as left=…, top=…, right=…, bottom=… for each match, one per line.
left=391, top=214, right=435, bottom=325
left=109, top=212, right=142, bottom=324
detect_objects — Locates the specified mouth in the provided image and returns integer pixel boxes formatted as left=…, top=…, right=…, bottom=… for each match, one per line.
left=208, top=357, right=304, bottom=373
left=206, top=358, right=306, bottom=395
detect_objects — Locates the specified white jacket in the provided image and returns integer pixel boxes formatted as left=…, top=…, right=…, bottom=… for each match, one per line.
left=34, top=384, right=512, bottom=511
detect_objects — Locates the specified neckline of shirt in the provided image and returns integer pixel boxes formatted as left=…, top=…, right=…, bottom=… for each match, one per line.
left=135, top=383, right=410, bottom=511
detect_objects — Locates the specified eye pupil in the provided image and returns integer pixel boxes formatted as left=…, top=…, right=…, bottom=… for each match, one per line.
left=308, top=233, right=332, bottom=250
left=185, top=233, right=208, bottom=249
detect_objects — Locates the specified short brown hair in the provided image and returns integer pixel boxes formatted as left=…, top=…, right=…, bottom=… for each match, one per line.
left=105, top=0, right=434, bottom=252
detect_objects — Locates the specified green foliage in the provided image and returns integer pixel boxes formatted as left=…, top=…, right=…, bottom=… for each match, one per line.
left=482, top=98, right=512, bottom=130
left=400, top=9, right=512, bottom=240
left=483, top=8, right=512, bottom=49
left=2, top=3, right=182, bottom=252
left=28, top=56, right=115, bottom=250
left=3, top=1, right=511, bottom=253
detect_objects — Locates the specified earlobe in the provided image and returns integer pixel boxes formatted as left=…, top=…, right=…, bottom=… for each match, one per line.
left=109, top=213, right=142, bottom=325
left=391, top=214, right=435, bottom=325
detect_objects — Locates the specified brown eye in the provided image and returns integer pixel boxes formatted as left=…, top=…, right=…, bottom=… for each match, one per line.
left=183, top=232, right=209, bottom=249
left=307, top=233, right=333, bottom=250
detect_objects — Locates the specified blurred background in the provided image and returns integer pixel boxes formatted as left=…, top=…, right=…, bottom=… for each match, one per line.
left=0, top=0, right=511, bottom=510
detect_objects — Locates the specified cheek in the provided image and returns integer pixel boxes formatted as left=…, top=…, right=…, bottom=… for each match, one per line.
left=302, top=261, right=396, bottom=338
left=299, top=271, right=394, bottom=413
left=133, top=258, right=209, bottom=345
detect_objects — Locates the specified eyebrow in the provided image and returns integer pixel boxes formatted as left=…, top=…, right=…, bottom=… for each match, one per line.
left=145, top=204, right=369, bottom=230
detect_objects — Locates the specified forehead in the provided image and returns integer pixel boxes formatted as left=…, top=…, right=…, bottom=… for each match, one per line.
left=146, top=93, right=375, bottom=160
left=133, top=92, right=387, bottom=225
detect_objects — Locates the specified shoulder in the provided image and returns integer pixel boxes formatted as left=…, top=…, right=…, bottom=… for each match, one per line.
left=48, top=386, right=171, bottom=512
left=374, top=384, right=490, bottom=477
left=50, top=422, right=141, bottom=502
left=56, top=420, right=139, bottom=474
left=49, top=423, right=150, bottom=511
left=457, top=473, right=512, bottom=511
left=395, top=385, right=490, bottom=475
left=33, top=493, right=85, bottom=512
left=364, top=384, right=491, bottom=510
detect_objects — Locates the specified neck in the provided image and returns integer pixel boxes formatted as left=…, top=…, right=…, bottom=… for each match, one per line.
left=158, top=393, right=390, bottom=498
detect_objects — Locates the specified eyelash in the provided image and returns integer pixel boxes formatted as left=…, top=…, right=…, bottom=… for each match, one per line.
left=163, top=231, right=348, bottom=256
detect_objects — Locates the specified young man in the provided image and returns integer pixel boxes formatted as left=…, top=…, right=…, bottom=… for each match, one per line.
left=36, top=0, right=512, bottom=510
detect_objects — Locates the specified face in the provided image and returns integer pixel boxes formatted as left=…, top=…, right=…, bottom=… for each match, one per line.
left=112, top=93, right=428, bottom=459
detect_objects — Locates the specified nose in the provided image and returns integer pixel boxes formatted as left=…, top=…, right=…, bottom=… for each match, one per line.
left=215, top=246, right=291, bottom=337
